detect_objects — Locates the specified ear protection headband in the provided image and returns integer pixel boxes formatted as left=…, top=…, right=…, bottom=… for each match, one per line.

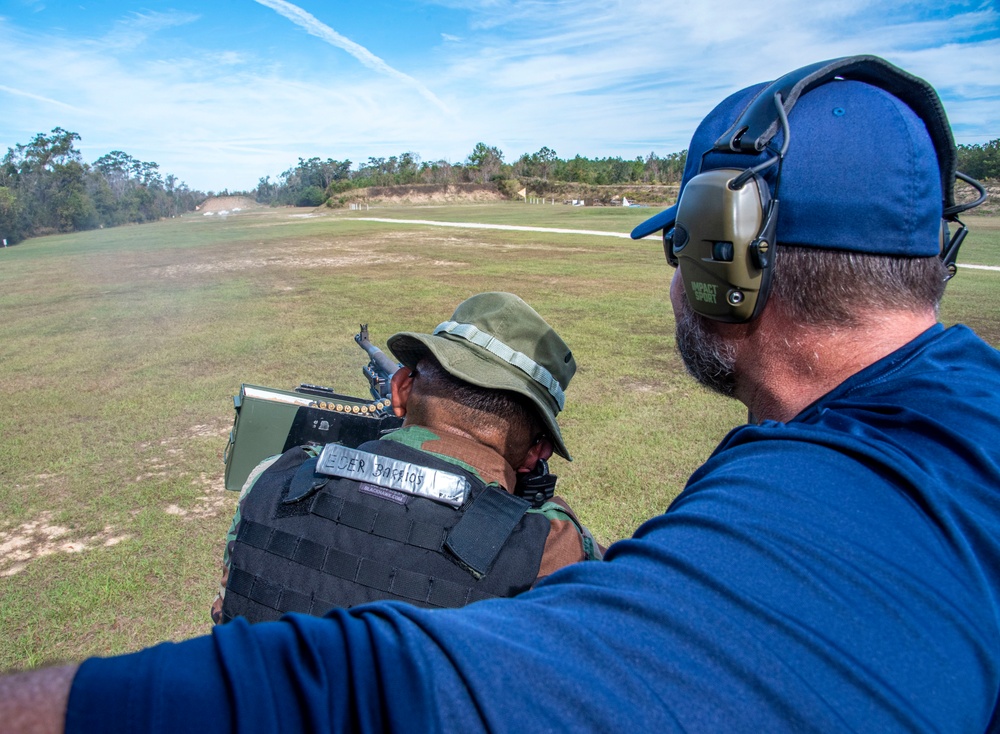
left=666, top=55, right=987, bottom=323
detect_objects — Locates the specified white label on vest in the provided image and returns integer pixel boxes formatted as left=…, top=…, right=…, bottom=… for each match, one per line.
left=315, top=445, right=469, bottom=507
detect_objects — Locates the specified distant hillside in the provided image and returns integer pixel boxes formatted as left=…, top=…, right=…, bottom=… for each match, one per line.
left=957, top=179, right=999, bottom=215
left=196, top=196, right=261, bottom=213
left=326, top=181, right=680, bottom=208
left=253, top=177, right=997, bottom=215
left=332, top=183, right=505, bottom=206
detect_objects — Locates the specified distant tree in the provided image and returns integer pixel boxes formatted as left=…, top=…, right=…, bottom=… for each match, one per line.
left=598, top=156, right=639, bottom=184
left=643, top=151, right=663, bottom=183
left=512, top=153, right=530, bottom=179
left=659, top=150, right=687, bottom=183
left=557, top=155, right=594, bottom=184
left=0, top=186, right=23, bottom=243
left=466, top=143, right=504, bottom=183
left=419, top=159, right=454, bottom=184
left=2, top=129, right=84, bottom=232
left=296, top=185, right=326, bottom=207
left=255, top=176, right=278, bottom=204
left=135, top=160, right=162, bottom=190
left=50, top=159, right=99, bottom=231
left=87, top=173, right=120, bottom=225
left=957, top=139, right=999, bottom=181
left=357, top=157, right=392, bottom=186
left=533, top=146, right=557, bottom=180
left=1, top=127, right=202, bottom=241
left=397, top=152, right=420, bottom=184
left=513, top=147, right=557, bottom=180
left=93, top=150, right=136, bottom=198
left=16, top=127, right=83, bottom=172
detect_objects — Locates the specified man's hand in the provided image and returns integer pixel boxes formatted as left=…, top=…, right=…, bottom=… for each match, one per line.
left=0, top=664, right=77, bottom=734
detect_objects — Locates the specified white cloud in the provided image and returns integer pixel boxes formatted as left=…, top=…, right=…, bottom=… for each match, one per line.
left=252, top=0, right=451, bottom=114
left=0, top=84, right=79, bottom=111
left=100, top=10, right=200, bottom=51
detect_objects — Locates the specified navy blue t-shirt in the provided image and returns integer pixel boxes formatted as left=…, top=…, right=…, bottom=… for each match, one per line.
left=68, top=324, right=1000, bottom=732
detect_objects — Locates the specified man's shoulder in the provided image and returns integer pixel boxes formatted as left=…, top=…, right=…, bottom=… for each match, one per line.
left=237, top=445, right=322, bottom=503
left=867, top=323, right=1000, bottom=394
left=529, top=497, right=603, bottom=560
left=238, top=452, right=287, bottom=498
left=529, top=497, right=581, bottom=525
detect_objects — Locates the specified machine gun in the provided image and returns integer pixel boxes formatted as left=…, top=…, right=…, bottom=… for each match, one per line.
left=355, top=324, right=397, bottom=400
left=222, top=326, right=404, bottom=491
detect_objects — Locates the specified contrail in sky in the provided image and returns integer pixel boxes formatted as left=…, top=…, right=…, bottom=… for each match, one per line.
left=252, top=0, right=451, bottom=114
left=0, top=85, right=80, bottom=110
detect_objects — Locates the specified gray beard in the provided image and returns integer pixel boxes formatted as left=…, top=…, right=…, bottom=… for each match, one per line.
left=674, top=301, right=737, bottom=398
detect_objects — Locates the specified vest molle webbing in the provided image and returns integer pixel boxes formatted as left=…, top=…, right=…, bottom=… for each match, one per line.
left=222, top=441, right=550, bottom=623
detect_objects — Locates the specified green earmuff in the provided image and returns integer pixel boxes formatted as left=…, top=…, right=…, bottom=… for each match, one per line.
left=670, top=168, right=779, bottom=323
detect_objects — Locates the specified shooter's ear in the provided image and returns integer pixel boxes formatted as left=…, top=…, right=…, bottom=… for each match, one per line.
left=390, top=369, right=416, bottom=418
left=518, top=436, right=554, bottom=473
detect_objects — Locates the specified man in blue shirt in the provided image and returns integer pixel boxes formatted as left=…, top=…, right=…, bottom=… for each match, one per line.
left=2, top=54, right=997, bottom=733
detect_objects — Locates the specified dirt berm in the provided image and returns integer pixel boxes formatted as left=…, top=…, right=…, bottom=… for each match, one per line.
left=329, top=181, right=680, bottom=207
left=196, top=196, right=260, bottom=213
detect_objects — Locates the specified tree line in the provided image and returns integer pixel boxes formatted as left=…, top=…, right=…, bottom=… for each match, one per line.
left=0, top=128, right=204, bottom=245
left=3, top=128, right=997, bottom=245
left=254, top=143, right=689, bottom=207
left=956, top=139, right=1000, bottom=184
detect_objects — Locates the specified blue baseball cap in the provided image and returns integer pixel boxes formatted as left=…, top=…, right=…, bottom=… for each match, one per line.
left=631, top=65, right=947, bottom=257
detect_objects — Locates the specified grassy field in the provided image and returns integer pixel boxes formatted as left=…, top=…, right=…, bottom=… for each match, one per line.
left=1, top=203, right=997, bottom=669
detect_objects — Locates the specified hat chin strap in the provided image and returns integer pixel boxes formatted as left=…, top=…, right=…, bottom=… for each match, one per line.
left=434, top=321, right=566, bottom=410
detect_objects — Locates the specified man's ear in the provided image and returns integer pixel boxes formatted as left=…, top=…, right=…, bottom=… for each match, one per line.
left=517, top=437, right=554, bottom=473
left=390, top=369, right=416, bottom=418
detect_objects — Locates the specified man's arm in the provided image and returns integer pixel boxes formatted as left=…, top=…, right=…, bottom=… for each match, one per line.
left=530, top=497, right=604, bottom=582
left=0, top=664, right=76, bottom=734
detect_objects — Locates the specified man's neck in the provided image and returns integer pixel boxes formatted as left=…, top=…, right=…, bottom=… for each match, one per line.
left=736, top=309, right=937, bottom=423
left=393, top=423, right=519, bottom=491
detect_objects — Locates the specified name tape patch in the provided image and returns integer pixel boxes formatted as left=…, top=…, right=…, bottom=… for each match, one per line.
left=316, top=445, right=469, bottom=507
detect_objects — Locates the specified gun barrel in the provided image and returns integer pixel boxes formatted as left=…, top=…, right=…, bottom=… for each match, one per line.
left=355, top=325, right=400, bottom=381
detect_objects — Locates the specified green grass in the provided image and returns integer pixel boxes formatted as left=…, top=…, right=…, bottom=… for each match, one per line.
left=0, top=204, right=997, bottom=669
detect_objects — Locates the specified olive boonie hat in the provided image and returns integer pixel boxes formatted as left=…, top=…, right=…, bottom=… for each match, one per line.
left=387, top=292, right=577, bottom=460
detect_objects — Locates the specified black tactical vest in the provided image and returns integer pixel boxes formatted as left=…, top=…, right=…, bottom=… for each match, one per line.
left=221, top=440, right=550, bottom=623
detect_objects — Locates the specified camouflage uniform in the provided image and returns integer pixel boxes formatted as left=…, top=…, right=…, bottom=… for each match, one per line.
left=211, top=425, right=601, bottom=624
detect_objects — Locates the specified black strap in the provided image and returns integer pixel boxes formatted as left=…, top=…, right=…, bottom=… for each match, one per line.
left=285, top=456, right=328, bottom=502
left=445, top=488, right=531, bottom=579
left=714, top=55, right=957, bottom=208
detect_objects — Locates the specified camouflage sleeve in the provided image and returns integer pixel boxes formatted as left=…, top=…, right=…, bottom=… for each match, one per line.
left=210, top=453, right=283, bottom=625
left=527, top=496, right=603, bottom=585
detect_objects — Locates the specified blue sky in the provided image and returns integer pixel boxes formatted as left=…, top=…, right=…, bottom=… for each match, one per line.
left=1, top=0, right=997, bottom=192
